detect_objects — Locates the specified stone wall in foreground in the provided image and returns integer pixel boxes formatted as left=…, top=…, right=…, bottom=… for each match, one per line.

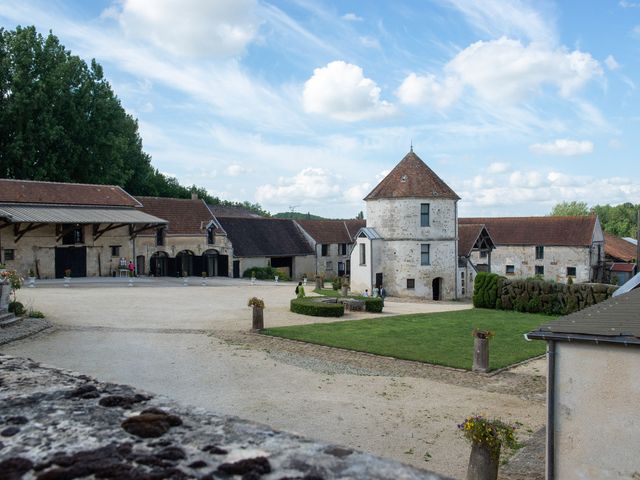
left=0, top=354, right=449, bottom=480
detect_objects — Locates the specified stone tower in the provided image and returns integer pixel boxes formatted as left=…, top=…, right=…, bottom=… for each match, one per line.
left=350, top=150, right=460, bottom=300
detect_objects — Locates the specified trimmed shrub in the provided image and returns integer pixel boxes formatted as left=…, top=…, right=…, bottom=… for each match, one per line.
left=332, top=277, right=342, bottom=290
left=353, top=296, right=384, bottom=313
left=473, top=272, right=500, bottom=308
left=243, top=266, right=290, bottom=281
left=290, top=298, right=344, bottom=317
left=8, top=301, right=25, bottom=315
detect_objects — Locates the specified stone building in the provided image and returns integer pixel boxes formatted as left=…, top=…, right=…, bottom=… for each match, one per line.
left=528, top=287, right=640, bottom=480
left=0, top=179, right=166, bottom=278
left=603, top=232, right=637, bottom=285
left=295, top=219, right=365, bottom=279
left=215, top=216, right=315, bottom=279
left=460, top=216, right=605, bottom=284
left=136, top=196, right=232, bottom=277
left=350, top=150, right=460, bottom=300
left=457, top=223, right=495, bottom=298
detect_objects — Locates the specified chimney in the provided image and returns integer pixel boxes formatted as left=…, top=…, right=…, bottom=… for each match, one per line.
left=191, top=192, right=198, bottom=200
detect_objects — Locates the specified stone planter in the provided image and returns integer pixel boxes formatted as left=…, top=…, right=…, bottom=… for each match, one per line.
left=28, top=276, right=36, bottom=288
left=0, top=282, right=10, bottom=312
left=64, top=276, right=70, bottom=288
left=473, top=337, right=489, bottom=373
left=252, top=307, right=264, bottom=330
left=251, top=276, right=256, bottom=285
left=274, top=276, right=279, bottom=284
left=341, top=285, right=349, bottom=297
left=466, top=442, right=499, bottom=480
left=315, top=276, right=323, bottom=290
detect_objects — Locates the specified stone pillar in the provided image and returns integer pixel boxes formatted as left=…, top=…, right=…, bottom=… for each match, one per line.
left=466, top=442, right=499, bottom=480
left=341, top=285, right=349, bottom=297
left=473, top=337, right=489, bottom=373
left=315, top=275, right=323, bottom=290
left=252, top=307, right=264, bottom=330
left=0, top=282, right=9, bottom=312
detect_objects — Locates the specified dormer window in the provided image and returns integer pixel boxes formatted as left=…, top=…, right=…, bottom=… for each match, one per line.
left=400, top=175, right=408, bottom=182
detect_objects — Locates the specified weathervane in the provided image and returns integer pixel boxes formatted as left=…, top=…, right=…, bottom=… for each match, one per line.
left=410, top=139, right=413, bottom=152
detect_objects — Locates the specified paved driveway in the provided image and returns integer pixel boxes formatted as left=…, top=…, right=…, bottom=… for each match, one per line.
left=3, top=279, right=544, bottom=479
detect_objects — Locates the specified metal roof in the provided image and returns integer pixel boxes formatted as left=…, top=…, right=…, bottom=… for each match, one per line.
left=612, top=271, right=640, bottom=297
left=355, top=227, right=383, bottom=240
left=0, top=205, right=167, bottom=225
left=527, top=287, right=640, bottom=345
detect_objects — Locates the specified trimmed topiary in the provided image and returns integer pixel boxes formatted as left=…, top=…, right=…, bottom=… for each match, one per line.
left=290, top=298, right=344, bottom=317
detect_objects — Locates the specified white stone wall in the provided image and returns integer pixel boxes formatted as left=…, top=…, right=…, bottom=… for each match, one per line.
left=470, top=245, right=594, bottom=283
left=365, top=197, right=458, bottom=300
left=457, top=263, right=476, bottom=299
left=553, top=342, right=640, bottom=479
left=349, top=236, right=383, bottom=294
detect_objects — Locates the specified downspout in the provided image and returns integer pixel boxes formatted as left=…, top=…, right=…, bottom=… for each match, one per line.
left=454, top=201, right=458, bottom=300
left=547, top=340, right=556, bottom=480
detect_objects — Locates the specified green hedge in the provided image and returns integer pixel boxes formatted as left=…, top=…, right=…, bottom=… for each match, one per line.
left=243, top=266, right=290, bottom=281
left=473, top=273, right=617, bottom=315
left=353, top=296, right=384, bottom=312
left=290, top=298, right=345, bottom=317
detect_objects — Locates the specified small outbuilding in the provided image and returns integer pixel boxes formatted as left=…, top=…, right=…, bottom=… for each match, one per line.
left=527, top=286, right=640, bottom=479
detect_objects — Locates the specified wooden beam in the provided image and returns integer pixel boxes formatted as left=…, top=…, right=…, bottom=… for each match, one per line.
left=0, top=221, right=12, bottom=231
left=93, top=223, right=123, bottom=241
left=129, top=223, right=162, bottom=238
left=14, top=222, right=48, bottom=243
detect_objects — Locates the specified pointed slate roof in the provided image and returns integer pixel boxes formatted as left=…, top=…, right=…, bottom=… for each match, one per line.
left=364, top=151, right=460, bottom=201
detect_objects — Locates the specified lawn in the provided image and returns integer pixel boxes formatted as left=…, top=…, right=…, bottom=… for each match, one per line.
left=262, top=309, right=550, bottom=371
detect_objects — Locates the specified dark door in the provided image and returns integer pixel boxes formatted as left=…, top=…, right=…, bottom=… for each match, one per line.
left=271, top=257, right=293, bottom=278
left=167, top=257, right=178, bottom=277
left=193, top=256, right=204, bottom=276
left=233, top=260, right=240, bottom=278
left=136, top=255, right=145, bottom=275
left=432, top=277, right=442, bottom=301
left=375, top=272, right=383, bottom=289
left=55, top=247, right=87, bottom=278
left=218, top=255, right=229, bottom=276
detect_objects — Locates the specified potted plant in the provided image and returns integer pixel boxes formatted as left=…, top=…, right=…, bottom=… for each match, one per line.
left=247, top=297, right=265, bottom=330
left=28, top=268, right=36, bottom=287
left=458, top=415, right=519, bottom=480
left=64, top=268, right=72, bottom=287
left=472, top=328, right=495, bottom=373
left=201, top=271, right=207, bottom=286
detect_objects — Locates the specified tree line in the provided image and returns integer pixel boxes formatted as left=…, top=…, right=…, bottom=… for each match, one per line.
left=550, top=201, right=639, bottom=238
left=0, top=26, right=269, bottom=216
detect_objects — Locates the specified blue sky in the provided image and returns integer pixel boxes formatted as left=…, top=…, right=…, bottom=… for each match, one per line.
left=1, top=0, right=639, bottom=218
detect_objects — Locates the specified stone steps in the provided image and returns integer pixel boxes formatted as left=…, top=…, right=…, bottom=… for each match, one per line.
left=0, top=311, right=20, bottom=328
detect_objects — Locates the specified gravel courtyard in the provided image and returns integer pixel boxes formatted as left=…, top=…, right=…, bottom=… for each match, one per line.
left=2, top=279, right=546, bottom=479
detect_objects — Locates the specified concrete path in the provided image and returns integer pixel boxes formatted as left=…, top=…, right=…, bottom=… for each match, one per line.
left=2, top=280, right=544, bottom=479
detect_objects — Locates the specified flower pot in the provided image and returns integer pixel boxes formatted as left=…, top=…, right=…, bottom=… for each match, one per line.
left=466, top=442, right=499, bottom=480
left=28, top=276, right=36, bottom=288
left=473, top=337, right=489, bottom=372
left=64, top=277, right=70, bottom=288
left=252, top=306, right=264, bottom=330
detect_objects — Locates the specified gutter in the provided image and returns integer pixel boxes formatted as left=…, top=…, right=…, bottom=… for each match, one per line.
left=547, top=340, right=556, bottom=480
left=527, top=331, right=640, bottom=346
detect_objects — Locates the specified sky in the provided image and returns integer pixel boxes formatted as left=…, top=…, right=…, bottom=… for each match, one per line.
left=1, top=0, right=639, bottom=218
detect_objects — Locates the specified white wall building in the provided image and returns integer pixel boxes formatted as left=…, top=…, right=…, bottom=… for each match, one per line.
left=350, top=150, right=460, bottom=300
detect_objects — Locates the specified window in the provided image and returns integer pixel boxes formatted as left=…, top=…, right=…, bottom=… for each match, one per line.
left=506, top=265, right=515, bottom=274
left=110, top=246, right=121, bottom=257
left=535, top=246, right=544, bottom=260
left=325, top=261, right=333, bottom=271
left=62, top=224, right=83, bottom=245
left=321, top=244, right=329, bottom=256
left=535, top=265, right=544, bottom=276
left=420, top=203, right=430, bottom=227
left=461, top=272, right=465, bottom=295
left=480, top=250, right=487, bottom=258
left=207, top=227, right=214, bottom=245
left=407, top=278, right=415, bottom=289
left=156, top=228, right=165, bottom=246
left=339, top=243, right=347, bottom=255
left=359, top=243, right=366, bottom=265
left=420, top=244, right=430, bottom=266
left=4, top=249, right=15, bottom=261
left=567, top=266, right=576, bottom=277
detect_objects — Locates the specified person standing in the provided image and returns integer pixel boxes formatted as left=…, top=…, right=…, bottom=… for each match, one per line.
left=296, top=281, right=305, bottom=298
left=379, top=284, right=386, bottom=300
left=128, top=260, right=135, bottom=277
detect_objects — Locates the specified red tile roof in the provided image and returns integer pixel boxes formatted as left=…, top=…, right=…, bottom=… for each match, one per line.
left=296, top=219, right=366, bottom=244
left=458, top=224, right=495, bottom=256
left=611, top=263, right=635, bottom=273
left=605, top=233, right=637, bottom=262
left=136, top=197, right=218, bottom=235
left=0, top=179, right=140, bottom=207
left=364, top=151, right=459, bottom=201
left=459, top=216, right=597, bottom=247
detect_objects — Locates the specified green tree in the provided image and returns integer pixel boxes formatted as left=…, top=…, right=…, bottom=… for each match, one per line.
left=356, top=210, right=364, bottom=220
left=549, top=201, right=589, bottom=216
left=591, top=203, right=639, bottom=237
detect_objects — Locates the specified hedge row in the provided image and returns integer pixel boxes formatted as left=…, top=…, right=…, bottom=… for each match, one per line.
left=242, top=266, right=290, bottom=281
left=353, top=296, right=384, bottom=313
left=290, top=298, right=345, bottom=317
left=473, top=272, right=618, bottom=315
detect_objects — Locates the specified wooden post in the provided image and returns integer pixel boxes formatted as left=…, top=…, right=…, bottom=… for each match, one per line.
left=473, top=337, right=489, bottom=373
left=466, top=442, right=499, bottom=480
left=252, top=307, right=264, bottom=330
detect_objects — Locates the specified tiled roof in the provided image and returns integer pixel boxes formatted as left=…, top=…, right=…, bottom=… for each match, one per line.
left=528, top=287, right=640, bottom=345
left=0, top=179, right=140, bottom=207
left=364, top=151, right=460, bottom=201
left=458, top=224, right=495, bottom=256
left=604, top=233, right=636, bottom=262
left=611, top=263, right=635, bottom=273
left=296, top=219, right=366, bottom=244
left=207, top=204, right=262, bottom=218
left=216, top=217, right=314, bottom=257
left=136, top=197, right=218, bottom=235
left=459, top=216, right=597, bottom=247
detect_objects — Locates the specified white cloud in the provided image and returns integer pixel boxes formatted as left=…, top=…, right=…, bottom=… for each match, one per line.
left=114, top=0, right=258, bottom=57
left=530, top=139, right=594, bottom=156
left=342, top=12, right=363, bottom=21
left=344, top=182, right=372, bottom=202
left=255, top=168, right=342, bottom=205
left=605, top=54, right=620, bottom=70
left=446, top=37, right=602, bottom=103
left=396, top=73, right=461, bottom=108
left=620, top=0, right=640, bottom=7
left=225, top=164, right=252, bottom=176
left=302, top=61, right=395, bottom=121
left=359, top=36, right=380, bottom=49
left=487, top=162, right=510, bottom=174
